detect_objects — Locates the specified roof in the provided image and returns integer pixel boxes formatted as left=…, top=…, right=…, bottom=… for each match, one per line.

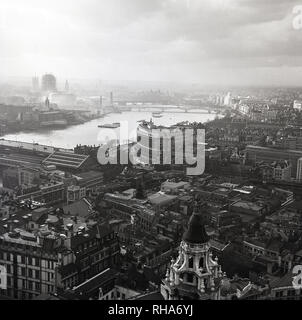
left=31, top=207, right=49, bottom=223
left=209, top=239, right=230, bottom=252
left=231, top=200, right=263, bottom=212
left=43, top=151, right=89, bottom=170
left=148, top=193, right=177, bottom=206
left=161, top=181, right=189, bottom=189
left=270, top=272, right=294, bottom=289
left=59, top=262, right=78, bottom=278
left=63, top=199, right=92, bottom=218
left=182, top=211, right=209, bottom=244
left=73, top=268, right=118, bottom=296
left=70, top=224, right=111, bottom=249
left=134, top=291, right=164, bottom=300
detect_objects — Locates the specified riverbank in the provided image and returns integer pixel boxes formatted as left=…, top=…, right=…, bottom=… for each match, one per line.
left=1, top=111, right=219, bottom=149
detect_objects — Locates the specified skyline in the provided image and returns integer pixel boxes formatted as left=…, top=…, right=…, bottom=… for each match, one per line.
left=1, top=0, right=302, bottom=86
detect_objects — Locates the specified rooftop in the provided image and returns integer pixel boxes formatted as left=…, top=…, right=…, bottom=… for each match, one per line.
left=43, top=151, right=90, bottom=170
left=148, top=192, right=177, bottom=206
left=63, top=198, right=93, bottom=218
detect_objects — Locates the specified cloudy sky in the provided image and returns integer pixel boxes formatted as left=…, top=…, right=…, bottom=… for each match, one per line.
left=0, top=0, right=302, bottom=86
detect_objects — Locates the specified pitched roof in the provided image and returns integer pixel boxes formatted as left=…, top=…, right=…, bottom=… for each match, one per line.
left=43, top=151, right=89, bottom=169
left=270, top=272, right=294, bottom=289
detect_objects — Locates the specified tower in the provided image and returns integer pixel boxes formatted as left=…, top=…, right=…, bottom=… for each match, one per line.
left=65, top=80, right=69, bottom=92
left=32, top=76, right=39, bottom=92
left=45, top=97, right=50, bottom=110
left=161, top=208, right=223, bottom=300
left=110, top=92, right=113, bottom=106
left=224, top=92, right=232, bottom=106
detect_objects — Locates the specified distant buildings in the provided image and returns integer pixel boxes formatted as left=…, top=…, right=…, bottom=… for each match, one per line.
left=293, top=100, right=302, bottom=111
left=224, top=92, right=232, bottom=106
left=3, top=167, right=40, bottom=190
left=246, top=145, right=302, bottom=178
left=41, top=74, right=57, bottom=92
left=271, top=161, right=292, bottom=181
left=48, top=93, right=76, bottom=109
left=260, top=160, right=292, bottom=182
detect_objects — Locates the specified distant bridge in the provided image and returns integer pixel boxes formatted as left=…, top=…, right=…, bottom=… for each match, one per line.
left=115, top=103, right=224, bottom=114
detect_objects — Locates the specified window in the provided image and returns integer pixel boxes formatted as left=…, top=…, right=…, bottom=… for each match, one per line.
left=28, top=281, right=33, bottom=290
left=187, top=274, right=194, bottom=283
left=199, top=257, right=204, bottom=269
left=188, top=257, right=193, bottom=269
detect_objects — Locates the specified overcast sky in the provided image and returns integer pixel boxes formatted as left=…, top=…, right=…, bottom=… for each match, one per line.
left=1, top=0, right=302, bottom=86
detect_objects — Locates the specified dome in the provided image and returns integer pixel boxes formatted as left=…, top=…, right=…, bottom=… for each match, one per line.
left=182, top=211, right=209, bottom=244
left=41, top=74, right=57, bottom=92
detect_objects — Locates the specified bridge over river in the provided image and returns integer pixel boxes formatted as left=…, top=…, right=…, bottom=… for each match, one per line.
left=114, top=103, right=226, bottom=114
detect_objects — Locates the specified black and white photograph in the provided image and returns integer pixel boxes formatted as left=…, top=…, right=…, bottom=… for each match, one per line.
left=1, top=0, right=302, bottom=308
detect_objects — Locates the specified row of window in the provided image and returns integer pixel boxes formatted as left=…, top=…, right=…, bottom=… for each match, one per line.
left=0, top=252, right=56, bottom=268
left=275, top=289, right=302, bottom=298
left=76, top=234, right=116, bottom=253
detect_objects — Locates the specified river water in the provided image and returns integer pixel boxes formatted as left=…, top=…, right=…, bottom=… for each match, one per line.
left=1, top=110, right=217, bottom=149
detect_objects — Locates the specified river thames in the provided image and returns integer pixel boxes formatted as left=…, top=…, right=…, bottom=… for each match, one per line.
left=1, top=110, right=218, bottom=149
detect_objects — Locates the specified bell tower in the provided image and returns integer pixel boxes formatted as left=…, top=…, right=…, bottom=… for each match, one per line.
left=161, top=208, right=224, bottom=300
